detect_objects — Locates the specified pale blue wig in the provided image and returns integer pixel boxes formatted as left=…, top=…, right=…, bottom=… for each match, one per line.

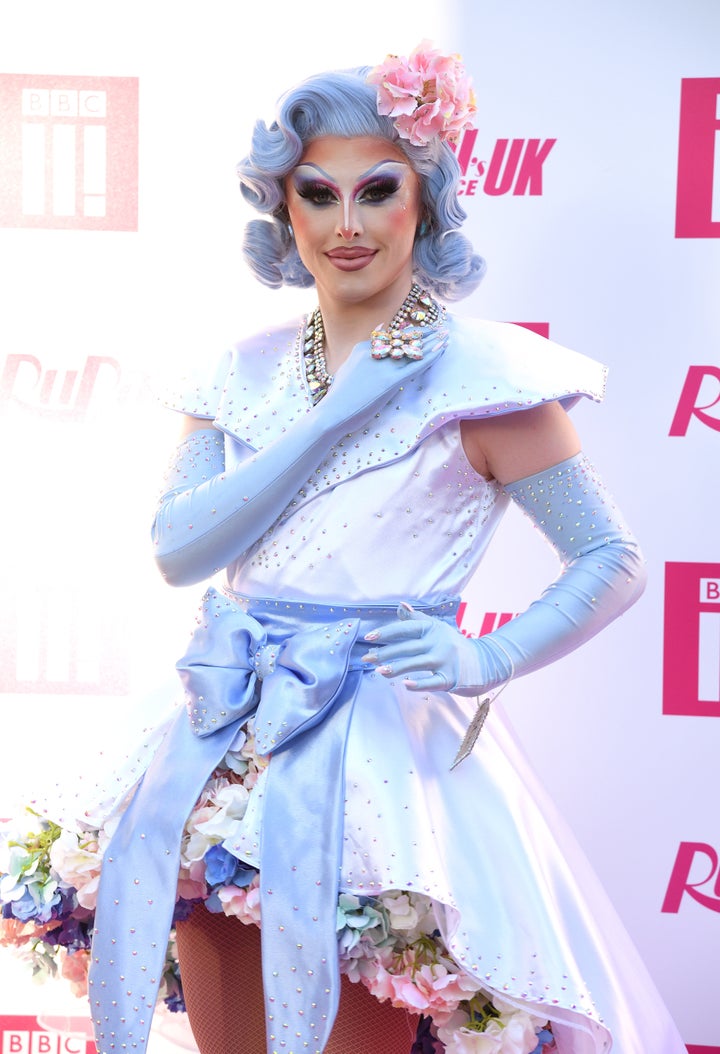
left=237, top=68, right=485, bottom=301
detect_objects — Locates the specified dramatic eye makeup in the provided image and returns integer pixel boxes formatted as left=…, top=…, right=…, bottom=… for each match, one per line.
left=292, top=176, right=339, bottom=205
left=291, top=161, right=410, bottom=206
left=355, top=173, right=402, bottom=203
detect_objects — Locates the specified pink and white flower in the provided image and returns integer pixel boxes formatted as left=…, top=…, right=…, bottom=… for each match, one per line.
left=365, top=946, right=480, bottom=1016
left=61, top=948, right=91, bottom=998
left=214, top=874, right=262, bottom=925
left=49, top=818, right=118, bottom=910
left=367, top=41, right=476, bottom=146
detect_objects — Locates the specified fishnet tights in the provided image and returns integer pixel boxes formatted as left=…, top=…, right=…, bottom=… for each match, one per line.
left=176, top=907, right=420, bottom=1054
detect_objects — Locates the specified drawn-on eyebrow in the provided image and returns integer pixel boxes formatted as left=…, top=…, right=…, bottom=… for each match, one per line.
left=292, top=159, right=410, bottom=191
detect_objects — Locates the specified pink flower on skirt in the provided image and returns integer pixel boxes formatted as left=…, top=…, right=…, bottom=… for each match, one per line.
left=215, top=875, right=262, bottom=926
left=364, top=948, right=480, bottom=1014
left=61, top=948, right=91, bottom=998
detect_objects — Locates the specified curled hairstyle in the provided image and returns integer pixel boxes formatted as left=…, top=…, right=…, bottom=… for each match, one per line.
left=237, top=68, right=485, bottom=301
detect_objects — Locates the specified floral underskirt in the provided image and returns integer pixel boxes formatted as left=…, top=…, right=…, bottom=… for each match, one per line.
left=1, top=719, right=556, bottom=1054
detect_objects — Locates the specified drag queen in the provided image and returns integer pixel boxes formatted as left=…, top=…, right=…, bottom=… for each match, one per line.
left=0, top=44, right=685, bottom=1054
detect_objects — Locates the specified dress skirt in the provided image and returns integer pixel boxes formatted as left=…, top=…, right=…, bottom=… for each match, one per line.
left=79, top=590, right=685, bottom=1054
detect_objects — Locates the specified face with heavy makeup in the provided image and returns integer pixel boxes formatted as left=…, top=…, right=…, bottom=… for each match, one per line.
left=284, top=136, right=423, bottom=313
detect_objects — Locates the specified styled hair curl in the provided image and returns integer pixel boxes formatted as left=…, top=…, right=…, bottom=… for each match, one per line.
left=236, top=68, right=485, bottom=301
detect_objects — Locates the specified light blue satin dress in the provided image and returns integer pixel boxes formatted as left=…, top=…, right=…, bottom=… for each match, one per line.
left=87, top=316, right=686, bottom=1054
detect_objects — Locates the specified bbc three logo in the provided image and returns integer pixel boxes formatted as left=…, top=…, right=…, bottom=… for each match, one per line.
left=0, top=1019, right=91, bottom=1054
left=20, top=87, right=109, bottom=219
left=663, top=565, right=720, bottom=717
left=0, top=74, right=138, bottom=231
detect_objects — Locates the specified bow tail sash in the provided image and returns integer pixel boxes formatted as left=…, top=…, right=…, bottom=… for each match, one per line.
left=89, top=589, right=362, bottom=1054
left=253, top=620, right=362, bottom=1054
left=88, top=710, right=242, bottom=1052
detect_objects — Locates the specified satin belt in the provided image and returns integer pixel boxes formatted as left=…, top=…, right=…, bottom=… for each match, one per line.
left=88, top=588, right=459, bottom=1054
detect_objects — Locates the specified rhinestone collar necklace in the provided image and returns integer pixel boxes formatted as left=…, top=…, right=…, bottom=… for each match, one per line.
left=302, top=284, right=441, bottom=404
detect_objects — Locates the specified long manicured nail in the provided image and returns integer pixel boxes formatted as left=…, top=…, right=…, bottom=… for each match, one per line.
left=364, top=630, right=379, bottom=642
left=377, top=664, right=393, bottom=676
left=360, top=652, right=377, bottom=664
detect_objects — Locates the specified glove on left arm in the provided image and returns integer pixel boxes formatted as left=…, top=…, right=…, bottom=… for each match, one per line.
left=362, top=453, right=646, bottom=694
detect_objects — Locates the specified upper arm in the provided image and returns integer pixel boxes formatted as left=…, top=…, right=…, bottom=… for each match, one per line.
left=177, top=414, right=221, bottom=439
left=460, top=401, right=582, bottom=485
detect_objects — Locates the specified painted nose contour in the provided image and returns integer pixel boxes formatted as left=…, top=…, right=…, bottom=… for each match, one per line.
left=338, top=199, right=362, bottom=239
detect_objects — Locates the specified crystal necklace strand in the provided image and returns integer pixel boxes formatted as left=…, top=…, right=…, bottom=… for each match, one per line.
left=303, top=283, right=441, bottom=404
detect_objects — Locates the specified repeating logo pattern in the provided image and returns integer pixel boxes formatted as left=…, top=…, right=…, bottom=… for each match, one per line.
left=456, top=603, right=516, bottom=638
left=0, top=586, right=130, bottom=696
left=676, top=77, right=720, bottom=238
left=0, top=353, right=152, bottom=421
left=0, top=1017, right=93, bottom=1054
left=0, top=74, right=138, bottom=231
left=663, top=563, right=720, bottom=717
left=663, top=841, right=720, bottom=914
left=669, top=366, right=720, bottom=435
left=452, top=129, right=556, bottom=198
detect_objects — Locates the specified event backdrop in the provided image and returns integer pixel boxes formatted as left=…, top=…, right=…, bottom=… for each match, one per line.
left=0, top=1, right=717, bottom=1051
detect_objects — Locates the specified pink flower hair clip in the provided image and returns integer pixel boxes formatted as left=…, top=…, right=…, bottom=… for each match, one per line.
left=367, top=40, right=476, bottom=147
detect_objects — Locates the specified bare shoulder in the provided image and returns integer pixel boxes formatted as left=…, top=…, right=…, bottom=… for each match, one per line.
left=460, top=401, right=581, bottom=484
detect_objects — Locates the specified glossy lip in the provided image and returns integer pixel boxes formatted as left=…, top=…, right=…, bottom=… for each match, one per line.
left=325, top=247, right=377, bottom=271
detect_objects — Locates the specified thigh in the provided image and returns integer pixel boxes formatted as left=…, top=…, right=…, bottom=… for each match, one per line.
left=176, top=908, right=420, bottom=1054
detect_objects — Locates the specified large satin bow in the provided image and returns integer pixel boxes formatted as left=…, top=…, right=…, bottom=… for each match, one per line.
left=89, top=588, right=362, bottom=1054
left=177, top=587, right=361, bottom=756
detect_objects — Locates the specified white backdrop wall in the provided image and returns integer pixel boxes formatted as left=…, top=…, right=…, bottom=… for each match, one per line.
left=448, top=5, right=720, bottom=1051
left=0, top=2, right=717, bottom=1051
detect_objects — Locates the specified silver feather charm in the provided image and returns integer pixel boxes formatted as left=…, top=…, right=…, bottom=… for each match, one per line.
left=450, top=680, right=511, bottom=771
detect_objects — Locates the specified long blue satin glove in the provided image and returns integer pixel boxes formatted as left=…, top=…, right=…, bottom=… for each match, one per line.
left=362, top=453, right=646, bottom=693
left=152, top=329, right=448, bottom=586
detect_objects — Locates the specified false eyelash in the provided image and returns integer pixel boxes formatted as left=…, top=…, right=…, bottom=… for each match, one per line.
left=294, top=181, right=338, bottom=204
left=358, top=176, right=401, bottom=202
left=293, top=176, right=402, bottom=206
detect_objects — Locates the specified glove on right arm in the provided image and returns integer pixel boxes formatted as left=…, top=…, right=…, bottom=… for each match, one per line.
left=151, top=329, right=448, bottom=586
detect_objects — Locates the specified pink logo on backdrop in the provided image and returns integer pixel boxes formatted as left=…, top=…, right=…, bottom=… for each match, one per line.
left=456, top=603, right=516, bottom=638
left=675, top=77, right=720, bottom=238
left=451, top=130, right=556, bottom=198
left=662, top=842, right=720, bottom=913
left=0, top=353, right=153, bottom=421
left=0, top=74, right=138, bottom=230
left=0, top=1016, right=93, bottom=1054
left=669, top=365, right=720, bottom=435
left=663, top=563, right=720, bottom=717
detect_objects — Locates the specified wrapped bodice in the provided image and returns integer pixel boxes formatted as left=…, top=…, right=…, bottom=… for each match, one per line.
left=164, top=313, right=607, bottom=603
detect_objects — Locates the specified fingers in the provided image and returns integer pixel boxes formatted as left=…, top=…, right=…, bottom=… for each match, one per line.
left=361, top=639, right=451, bottom=682
left=370, top=656, right=452, bottom=687
left=361, top=610, right=430, bottom=664
left=404, top=673, right=454, bottom=692
left=363, top=622, right=425, bottom=647
left=362, top=602, right=430, bottom=646
left=361, top=606, right=455, bottom=688
left=360, top=638, right=428, bottom=665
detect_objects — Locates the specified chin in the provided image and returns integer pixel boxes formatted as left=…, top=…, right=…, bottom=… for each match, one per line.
left=318, top=268, right=413, bottom=309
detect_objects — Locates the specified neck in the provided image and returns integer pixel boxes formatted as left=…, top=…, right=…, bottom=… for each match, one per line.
left=316, top=279, right=416, bottom=373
